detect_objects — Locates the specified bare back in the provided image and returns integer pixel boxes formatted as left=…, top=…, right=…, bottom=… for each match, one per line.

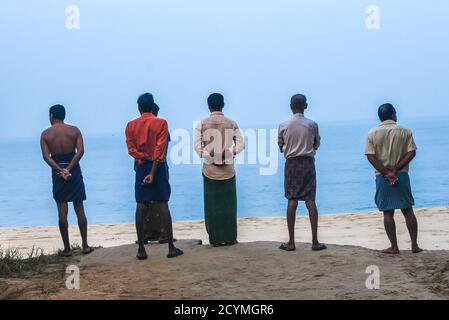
left=42, top=123, right=80, bottom=156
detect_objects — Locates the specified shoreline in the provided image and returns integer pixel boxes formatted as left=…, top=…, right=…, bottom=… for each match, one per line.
left=1, top=207, right=448, bottom=254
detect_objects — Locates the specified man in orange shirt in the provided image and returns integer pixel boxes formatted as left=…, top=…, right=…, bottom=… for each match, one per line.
left=126, top=93, right=183, bottom=260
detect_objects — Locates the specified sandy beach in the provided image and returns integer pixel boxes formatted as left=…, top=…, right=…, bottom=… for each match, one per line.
left=1, top=207, right=449, bottom=300
left=1, top=207, right=449, bottom=253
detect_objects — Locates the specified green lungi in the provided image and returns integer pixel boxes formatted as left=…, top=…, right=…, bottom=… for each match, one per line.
left=203, top=175, right=237, bottom=246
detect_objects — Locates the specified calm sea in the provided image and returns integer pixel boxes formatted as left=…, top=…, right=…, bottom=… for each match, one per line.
left=0, top=119, right=448, bottom=227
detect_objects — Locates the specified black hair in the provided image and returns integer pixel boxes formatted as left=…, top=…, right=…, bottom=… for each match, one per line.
left=207, top=93, right=224, bottom=111
left=378, top=103, right=396, bottom=121
left=137, top=93, right=155, bottom=113
left=49, top=104, right=66, bottom=120
left=152, top=103, right=160, bottom=117
left=290, top=94, right=308, bottom=108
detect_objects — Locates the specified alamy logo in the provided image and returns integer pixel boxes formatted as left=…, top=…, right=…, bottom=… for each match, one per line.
left=65, top=5, right=81, bottom=30
left=169, top=124, right=279, bottom=176
left=365, top=265, right=380, bottom=290
left=366, top=5, right=381, bottom=30
left=66, top=265, right=80, bottom=290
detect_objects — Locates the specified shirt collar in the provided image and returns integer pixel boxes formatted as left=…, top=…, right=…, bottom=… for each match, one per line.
left=141, top=112, right=156, bottom=119
left=380, top=120, right=397, bottom=126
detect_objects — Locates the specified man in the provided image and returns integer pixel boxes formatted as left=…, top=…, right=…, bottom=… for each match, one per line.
left=141, top=103, right=173, bottom=244
left=365, top=103, right=422, bottom=254
left=126, top=93, right=183, bottom=260
left=194, top=93, right=244, bottom=246
left=278, top=94, right=326, bottom=252
left=40, top=104, right=94, bottom=256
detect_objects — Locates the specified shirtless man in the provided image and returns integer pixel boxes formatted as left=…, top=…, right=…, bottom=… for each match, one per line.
left=40, top=104, right=93, bottom=256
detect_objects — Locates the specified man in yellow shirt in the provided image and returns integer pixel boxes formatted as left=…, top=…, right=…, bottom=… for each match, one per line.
left=365, top=103, right=422, bottom=254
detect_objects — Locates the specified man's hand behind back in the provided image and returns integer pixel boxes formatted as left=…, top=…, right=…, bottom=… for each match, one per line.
left=385, top=169, right=398, bottom=186
left=59, top=169, right=72, bottom=182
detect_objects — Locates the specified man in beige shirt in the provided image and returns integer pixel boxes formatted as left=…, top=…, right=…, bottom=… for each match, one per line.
left=195, top=93, right=244, bottom=246
left=278, top=94, right=326, bottom=252
left=365, top=103, right=422, bottom=254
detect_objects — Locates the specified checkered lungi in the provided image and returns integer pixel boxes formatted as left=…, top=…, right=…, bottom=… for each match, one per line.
left=284, top=156, right=316, bottom=201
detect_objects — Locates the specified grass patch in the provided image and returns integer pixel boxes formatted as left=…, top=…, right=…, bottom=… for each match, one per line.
left=0, top=246, right=75, bottom=278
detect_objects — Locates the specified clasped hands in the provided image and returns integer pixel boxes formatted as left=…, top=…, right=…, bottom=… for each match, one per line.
left=210, top=149, right=235, bottom=167
left=58, top=168, right=72, bottom=181
left=385, top=167, right=399, bottom=186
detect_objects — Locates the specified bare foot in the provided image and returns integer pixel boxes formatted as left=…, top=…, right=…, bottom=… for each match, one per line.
left=279, top=243, right=296, bottom=251
left=58, top=250, right=73, bottom=257
left=312, top=243, right=327, bottom=251
left=167, top=248, right=184, bottom=258
left=136, top=249, right=148, bottom=260
left=412, top=246, right=423, bottom=254
left=381, top=247, right=400, bottom=254
left=82, top=247, right=95, bottom=255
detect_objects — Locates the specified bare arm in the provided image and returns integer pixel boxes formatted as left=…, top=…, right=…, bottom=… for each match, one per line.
left=366, top=154, right=390, bottom=176
left=367, top=154, right=398, bottom=185
left=66, top=129, right=85, bottom=172
left=40, top=133, right=63, bottom=172
left=393, top=150, right=416, bottom=172
left=143, top=160, right=161, bottom=185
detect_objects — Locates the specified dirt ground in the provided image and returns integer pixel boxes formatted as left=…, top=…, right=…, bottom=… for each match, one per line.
left=1, top=239, right=449, bottom=300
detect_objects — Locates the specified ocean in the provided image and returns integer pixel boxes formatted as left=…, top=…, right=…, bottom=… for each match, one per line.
left=0, top=119, right=448, bottom=228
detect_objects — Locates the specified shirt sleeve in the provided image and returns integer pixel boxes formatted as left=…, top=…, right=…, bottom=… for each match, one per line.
left=194, top=121, right=203, bottom=158
left=365, top=132, right=376, bottom=155
left=233, top=123, right=245, bottom=155
left=154, top=120, right=169, bottom=161
left=406, top=131, right=418, bottom=152
left=125, top=123, right=149, bottom=161
left=314, top=123, right=321, bottom=150
left=278, top=124, right=285, bottom=151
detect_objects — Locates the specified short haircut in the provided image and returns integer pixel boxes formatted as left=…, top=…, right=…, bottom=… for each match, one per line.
left=207, top=93, right=224, bottom=111
left=137, top=93, right=155, bottom=113
left=291, top=94, right=308, bottom=108
left=378, top=103, right=396, bottom=121
left=152, top=103, right=160, bottom=117
left=49, top=104, right=66, bottom=120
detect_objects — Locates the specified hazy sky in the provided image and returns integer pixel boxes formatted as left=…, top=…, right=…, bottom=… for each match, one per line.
left=1, top=1, right=448, bottom=139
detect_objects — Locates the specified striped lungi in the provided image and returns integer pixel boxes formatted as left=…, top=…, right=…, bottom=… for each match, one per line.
left=375, top=172, right=415, bottom=212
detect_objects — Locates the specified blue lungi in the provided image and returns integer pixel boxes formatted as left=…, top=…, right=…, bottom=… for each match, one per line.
left=375, top=172, right=415, bottom=211
left=51, top=153, right=86, bottom=203
left=134, top=160, right=171, bottom=203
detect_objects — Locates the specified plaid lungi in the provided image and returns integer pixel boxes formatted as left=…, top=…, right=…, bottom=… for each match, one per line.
left=284, top=156, right=316, bottom=201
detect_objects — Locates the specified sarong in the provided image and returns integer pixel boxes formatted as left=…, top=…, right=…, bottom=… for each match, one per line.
left=51, top=153, right=86, bottom=203
left=375, top=172, right=415, bottom=211
left=135, top=160, right=171, bottom=203
left=203, top=175, right=237, bottom=245
left=144, top=203, right=167, bottom=241
left=284, top=156, right=316, bottom=201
